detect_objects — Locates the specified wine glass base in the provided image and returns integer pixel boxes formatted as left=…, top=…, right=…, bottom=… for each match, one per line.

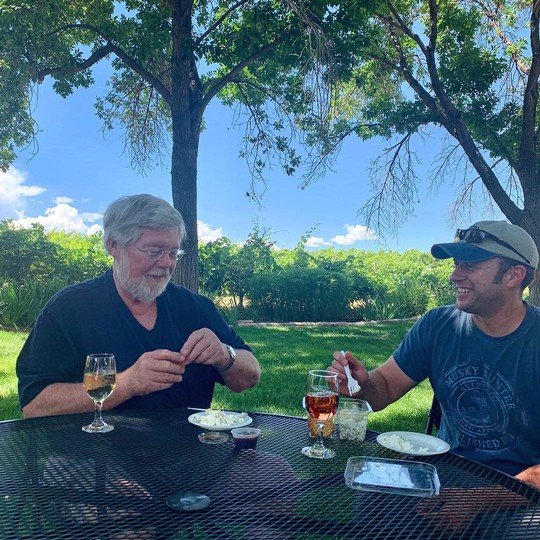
left=301, top=445, right=335, bottom=459
left=198, top=431, right=229, bottom=444
left=82, top=423, right=114, bottom=433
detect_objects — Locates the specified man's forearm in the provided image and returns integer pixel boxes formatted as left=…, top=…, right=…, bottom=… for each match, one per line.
left=22, top=373, right=134, bottom=418
left=220, top=350, right=261, bottom=392
left=515, top=464, right=540, bottom=489
left=357, top=370, right=397, bottom=411
left=22, top=383, right=97, bottom=418
left=356, top=358, right=418, bottom=412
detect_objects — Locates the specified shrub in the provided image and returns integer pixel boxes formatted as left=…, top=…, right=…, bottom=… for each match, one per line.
left=0, top=279, right=66, bottom=328
left=354, top=294, right=401, bottom=322
left=247, top=268, right=353, bottom=322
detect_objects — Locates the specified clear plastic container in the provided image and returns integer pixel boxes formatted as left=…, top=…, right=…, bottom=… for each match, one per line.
left=336, top=398, right=372, bottom=441
left=344, top=456, right=441, bottom=497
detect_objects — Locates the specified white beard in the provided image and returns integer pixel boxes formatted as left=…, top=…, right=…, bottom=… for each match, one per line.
left=115, top=250, right=171, bottom=304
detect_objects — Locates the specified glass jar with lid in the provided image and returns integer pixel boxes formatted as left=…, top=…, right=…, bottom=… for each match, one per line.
left=337, top=397, right=372, bottom=441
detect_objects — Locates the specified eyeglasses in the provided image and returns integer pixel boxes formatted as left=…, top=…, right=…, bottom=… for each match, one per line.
left=455, top=228, right=530, bottom=264
left=133, top=246, right=185, bottom=261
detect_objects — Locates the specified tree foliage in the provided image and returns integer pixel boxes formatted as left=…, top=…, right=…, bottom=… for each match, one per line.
left=0, top=220, right=110, bottom=284
left=247, top=267, right=353, bottom=321
left=199, top=224, right=278, bottom=308
left=0, top=220, right=61, bottom=283
left=305, top=0, right=540, bottom=300
left=0, top=0, right=341, bottom=292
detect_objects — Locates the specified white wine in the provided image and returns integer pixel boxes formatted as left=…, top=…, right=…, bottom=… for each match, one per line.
left=84, top=372, right=116, bottom=403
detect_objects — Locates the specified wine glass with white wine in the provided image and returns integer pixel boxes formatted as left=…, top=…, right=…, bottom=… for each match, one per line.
left=82, top=353, right=117, bottom=433
left=301, top=370, right=339, bottom=459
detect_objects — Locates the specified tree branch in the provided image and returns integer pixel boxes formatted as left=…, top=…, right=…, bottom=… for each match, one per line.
left=36, top=23, right=173, bottom=106
left=37, top=44, right=113, bottom=83
left=518, top=0, right=540, bottom=177
left=196, top=0, right=252, bottom=44
left=201, top=34, right=287, bottom=107
left=468, top=0, right=531, bottom=75
left=374, top=3, right=523, bottom=223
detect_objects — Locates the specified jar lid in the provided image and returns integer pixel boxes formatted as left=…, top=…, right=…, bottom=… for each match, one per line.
left=339, top=397, right=372, bottom=412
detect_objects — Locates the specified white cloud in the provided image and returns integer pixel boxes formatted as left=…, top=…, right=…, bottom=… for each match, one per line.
left=306, top=236, right=332, bottom=248
left=0, top=167, right=46, bottom=218
left=0, top=167, right=102, bottom=235
left=12, top=202, right=103, bottom=236
left=81, top=212, right=102, bottom=223
left=331, top=224, right=377, bottom=246
left=54, top=196, right=73, bottom=204
left=86, top=224, right=103, bottom=236
left=198, top=220, right=223, bottom=243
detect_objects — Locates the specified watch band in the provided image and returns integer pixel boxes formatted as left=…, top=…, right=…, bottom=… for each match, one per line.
left=215, top=345, right=237, bottom=373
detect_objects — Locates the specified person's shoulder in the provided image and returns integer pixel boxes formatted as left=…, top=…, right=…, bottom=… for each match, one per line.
left=163, top=282, right=217, bottom=308
left=45, top=271, right=111, bottom=307
left=526, top=302, right=540, bottom=316
left=525, top=302, right=540, bottom=323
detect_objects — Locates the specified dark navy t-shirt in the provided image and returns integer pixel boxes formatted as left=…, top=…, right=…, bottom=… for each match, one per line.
left=393, top=303, right=540, bottom=475
left=17, top=270, right=252, bottom=411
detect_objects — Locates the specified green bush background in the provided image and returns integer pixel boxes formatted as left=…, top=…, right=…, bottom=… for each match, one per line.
left=0, top=219, right=456, bottom=328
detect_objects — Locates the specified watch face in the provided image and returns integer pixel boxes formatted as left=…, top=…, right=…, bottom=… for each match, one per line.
left=227, top=345, right=237, bottom=359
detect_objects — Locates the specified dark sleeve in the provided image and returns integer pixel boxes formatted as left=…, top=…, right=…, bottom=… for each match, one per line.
left=392, top=312, right=432, bottom=383
left=190, top=293, right=253, bottom=353
left=16, top=304, right=84, bottom=409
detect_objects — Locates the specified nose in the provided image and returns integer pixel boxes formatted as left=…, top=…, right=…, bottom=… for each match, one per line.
left=450, top=263, right=465, bottom=282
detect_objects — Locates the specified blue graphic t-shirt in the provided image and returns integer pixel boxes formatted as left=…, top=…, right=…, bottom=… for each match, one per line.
left=393, top=303, right=540, bottom=475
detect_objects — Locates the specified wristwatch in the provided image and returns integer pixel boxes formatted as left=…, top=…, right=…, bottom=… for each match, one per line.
left=216, top=344, right=237, bottom=373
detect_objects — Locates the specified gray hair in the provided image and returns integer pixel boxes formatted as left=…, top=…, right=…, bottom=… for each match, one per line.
left=103, top=194, right=186, bottom=253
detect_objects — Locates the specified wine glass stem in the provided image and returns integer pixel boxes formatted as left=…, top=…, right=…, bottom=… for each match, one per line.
left=94, top=401, right=103, bottom=425
left=315, top=421, right=325, bottom=448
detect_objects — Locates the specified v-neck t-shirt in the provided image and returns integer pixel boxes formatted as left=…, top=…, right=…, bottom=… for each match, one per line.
left=17, top=269, right=252, bottom=411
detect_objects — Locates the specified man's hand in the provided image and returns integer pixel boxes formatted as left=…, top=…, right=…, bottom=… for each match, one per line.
left=118, top=350, right=185, bottom=398
left=179, top=328, right=230, bottom=370
left=328, top=351, right=370, bottom=397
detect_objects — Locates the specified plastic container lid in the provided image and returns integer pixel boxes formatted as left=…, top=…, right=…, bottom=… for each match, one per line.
left=344, top=456, right=440, bottom=497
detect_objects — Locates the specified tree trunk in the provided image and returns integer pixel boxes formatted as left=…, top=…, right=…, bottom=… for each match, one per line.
left=521, top=198, right=540, bottom=307
left=170, top=0, right=203, bottom=292
left=171, top=123, right=201, bottom=292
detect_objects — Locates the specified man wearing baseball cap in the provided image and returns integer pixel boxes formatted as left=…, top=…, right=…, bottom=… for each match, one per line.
left=329, top=220, right=540, bottom=488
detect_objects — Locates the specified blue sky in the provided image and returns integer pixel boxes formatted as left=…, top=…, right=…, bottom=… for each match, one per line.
left=0, top=69, right=501, bottom=252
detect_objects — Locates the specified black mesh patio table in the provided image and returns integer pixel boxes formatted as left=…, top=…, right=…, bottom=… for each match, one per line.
left=1, top=409, right=539, bottom=539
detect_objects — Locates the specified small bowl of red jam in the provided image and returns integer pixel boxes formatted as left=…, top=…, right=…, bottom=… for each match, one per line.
left=231, top=427, right=261, bottom=450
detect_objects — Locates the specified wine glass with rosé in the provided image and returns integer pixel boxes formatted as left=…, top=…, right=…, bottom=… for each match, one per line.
left=82, top=353, right=117, bottom=433
left=301, top=370, right=339, bottom=459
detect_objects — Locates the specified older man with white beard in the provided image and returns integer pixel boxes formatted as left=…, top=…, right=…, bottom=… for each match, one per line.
left=17, top=194, right=260, bottom=417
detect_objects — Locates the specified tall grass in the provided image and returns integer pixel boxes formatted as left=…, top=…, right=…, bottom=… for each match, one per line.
left=0, top=322, right=432, bottom=433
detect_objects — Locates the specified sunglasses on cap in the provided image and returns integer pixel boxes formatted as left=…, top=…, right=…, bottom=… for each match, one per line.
left=455, top=228, right=530, bottom=264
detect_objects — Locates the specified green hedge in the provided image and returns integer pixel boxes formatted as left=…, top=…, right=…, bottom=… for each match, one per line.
left=247, top=268, right=353, bottom=322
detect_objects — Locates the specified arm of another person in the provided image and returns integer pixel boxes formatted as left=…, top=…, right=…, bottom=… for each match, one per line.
left=179, top=328, right=261, bottom=392
left=515, top=465, right=540, bottom=489
left=328, top=351, right=417, bottom=411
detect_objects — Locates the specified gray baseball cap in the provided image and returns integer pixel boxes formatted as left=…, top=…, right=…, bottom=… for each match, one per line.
left=431, top=220, right=539, bottom=269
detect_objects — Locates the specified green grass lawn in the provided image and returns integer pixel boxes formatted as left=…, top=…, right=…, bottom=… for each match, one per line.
left=0, top=321, right=433, bottom=433
left=0, top=330, right=26, bottom=420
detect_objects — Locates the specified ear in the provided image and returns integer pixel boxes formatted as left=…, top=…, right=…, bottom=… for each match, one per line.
left=107, top=239, right=120, bottom=259
left=505, top=265, right=527, bottom=288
